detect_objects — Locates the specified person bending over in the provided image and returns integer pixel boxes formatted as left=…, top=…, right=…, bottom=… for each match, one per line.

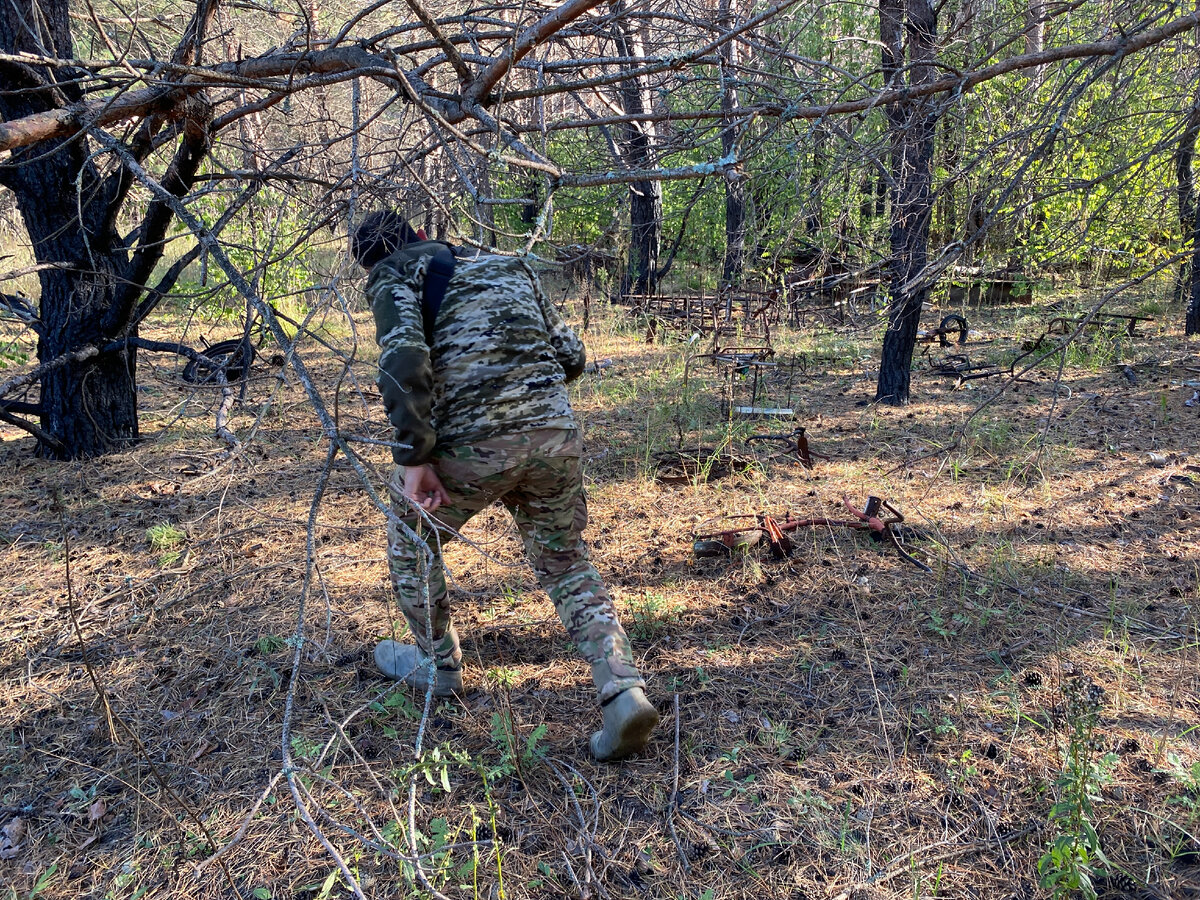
left=352, top=210, right=658, bottom=761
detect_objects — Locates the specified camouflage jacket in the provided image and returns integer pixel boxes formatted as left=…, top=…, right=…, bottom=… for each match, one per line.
left=367, top=242, right=586, bottom=465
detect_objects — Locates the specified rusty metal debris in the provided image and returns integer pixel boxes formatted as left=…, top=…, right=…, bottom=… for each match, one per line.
left=620, top=256, right=886, bottom=340
left=692, top=496, right=932, bottom=572
left=626, top=290, right=778, bottom=343
left=1047, top=312, right=1153, bottom=337
left=917, top=314, right=968, bottom=347
left=745, top=427, right=827, bottom=469
left=683, top=346, right=803, bottom=420
left=930, top=308, right=1151, bottom=388
left=927, top=353, right=1009, bottom=385
left=927, top=337, right=1045, bottom=387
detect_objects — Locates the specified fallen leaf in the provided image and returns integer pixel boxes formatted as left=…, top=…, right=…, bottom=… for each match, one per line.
left=88, top=798, right=106, bottom=823
left=2, top=817, right=24, bottom=844
left=0, top=816, right=23, bottom=859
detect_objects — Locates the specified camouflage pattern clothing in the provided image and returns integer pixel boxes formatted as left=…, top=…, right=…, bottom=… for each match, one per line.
left=370, top=248, right=644, bottom=702
left=367, top=243, right=585, bottom=465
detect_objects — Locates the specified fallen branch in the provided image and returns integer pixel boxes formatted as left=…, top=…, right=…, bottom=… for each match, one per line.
left=0, top=344, right=98, bottom=399
left=0, top=405, right=62, bottom=453
left=667, top=693, right=691, bottom=874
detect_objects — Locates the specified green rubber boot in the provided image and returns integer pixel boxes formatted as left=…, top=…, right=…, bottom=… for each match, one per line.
left=374, top=640, right=462, bottom=696
left=590, top=687, right=659, bottom=761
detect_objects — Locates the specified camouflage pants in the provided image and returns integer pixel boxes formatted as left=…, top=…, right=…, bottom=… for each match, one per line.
left=386, top=428, right=644, bottom=702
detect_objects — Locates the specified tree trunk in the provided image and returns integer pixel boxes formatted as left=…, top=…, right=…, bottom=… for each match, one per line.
left=876, top=0, right=939, bottom=406
left=1176, top=82, right=1200, bottom=324
left=806, top=126, right=825, bottom=236
left=1190, top=210, right=1200, bottom=335
left=627, top=178, right=661, bottom=295
left=38, top=284, right=139, bottom=457
left=719, top=0, right=747, bottom=285
left=1024, top=1, right=1044, bottom=55
left=0, top=0, right=212, bottom=457
left=0, top=0, right=138, bottom=457
left=614, top=8, right=661, bottom=296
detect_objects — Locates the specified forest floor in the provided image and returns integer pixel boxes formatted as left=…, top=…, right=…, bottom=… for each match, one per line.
left=1, top=278, right=1199, bottom=900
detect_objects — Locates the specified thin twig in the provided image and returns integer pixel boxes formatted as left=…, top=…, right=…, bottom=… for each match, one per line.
left=667, top=693, right=691, bottom=873
left=280, top=442, right=366, bottom=900
left=196, top=771, right=284, bottom=873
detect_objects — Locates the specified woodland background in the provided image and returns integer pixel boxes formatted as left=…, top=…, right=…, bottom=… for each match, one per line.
left=2, top=1, right=1200, bottom=898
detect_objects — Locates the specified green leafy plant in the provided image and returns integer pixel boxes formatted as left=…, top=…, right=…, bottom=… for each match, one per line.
left=289, top=734, right=322, bottom=762
left=1038, top=677, right=1116, bottom=900
left=947, top=749, right=979, bottom=786
left=1158, top=751, right=1200, bottom=858
left=489, top=711, right=547, bottom=780
left=380, top=747, right=507, bottom=897
left=11, top=862, right=59, bottom=900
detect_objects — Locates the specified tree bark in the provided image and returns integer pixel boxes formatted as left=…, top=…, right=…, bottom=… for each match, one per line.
left=613, top=7, right=661, bottom=296
left=1189, top=212, right=1200, bottom=335
left=719, top=0, right=747, bottom=285
left=876, top=0, right=939, bottom=406
left=0, top=0, right=136, bottom=456
left=0, top=0, right=213, bottom=457
left=1176, top=79, right=1200, bottom=329
left=807, top=125, right=825, bottom=236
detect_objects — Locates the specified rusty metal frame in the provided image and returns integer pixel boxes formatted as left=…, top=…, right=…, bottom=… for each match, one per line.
left=693, top=496, right=932, bottom=571
left=1047, top=312, right=1153, bottom=337
left=927, top=335, right=1044, bottom=387
left=917, top=314, right=969, bottom=347
left=745, top=426, right=828, bottom=469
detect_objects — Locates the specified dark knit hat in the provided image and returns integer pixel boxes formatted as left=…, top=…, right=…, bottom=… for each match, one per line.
left=351, top=209, right=421, bottom=267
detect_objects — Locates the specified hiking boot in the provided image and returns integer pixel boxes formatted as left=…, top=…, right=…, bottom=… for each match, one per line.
left=590, top=687, right=659, bottom=761
left=373, top=640, right=462, bottom=696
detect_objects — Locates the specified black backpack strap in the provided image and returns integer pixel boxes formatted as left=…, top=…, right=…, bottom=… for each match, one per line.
left=422, top=244, right=456, bottom=344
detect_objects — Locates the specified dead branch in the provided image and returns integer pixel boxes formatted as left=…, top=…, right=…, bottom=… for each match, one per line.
left=3, top=9, right=1196, bottom=159
left=0, top=344, right=98, bottom=399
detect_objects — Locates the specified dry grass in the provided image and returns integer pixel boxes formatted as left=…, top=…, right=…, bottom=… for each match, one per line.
left=1, top=283, right=1199, bottom=900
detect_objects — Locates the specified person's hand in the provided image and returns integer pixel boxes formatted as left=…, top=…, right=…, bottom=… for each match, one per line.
left=402, top=464, right=450, bottom=512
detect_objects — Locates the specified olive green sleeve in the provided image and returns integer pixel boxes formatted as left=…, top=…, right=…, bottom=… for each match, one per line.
left=377, top=346, right=436, bottom=465
left=525, top=261, right=586, bottom=382
left=367, top=254, right=437, bottom=465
